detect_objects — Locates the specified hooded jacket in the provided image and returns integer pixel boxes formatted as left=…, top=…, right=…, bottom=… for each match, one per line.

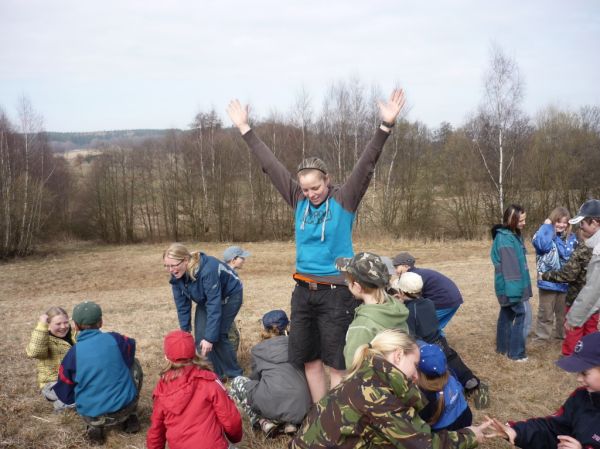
left=146, top=365, right=242, bottom=449
left=246, top=335, right=311, bottom=424
left=243, top=128, right=389, bottom=282
left=532, top=223, right=577, bottom=292
left=491, top=227, right=533, bottom=306
left=290, top=356, right=477, bottom=449
left=566, top=229, right=600, bottom=327
left=343, top=293, right=409, bottom=368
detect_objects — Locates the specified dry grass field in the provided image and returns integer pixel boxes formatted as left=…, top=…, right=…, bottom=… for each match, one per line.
left=0, top=237, right=579, bottom=449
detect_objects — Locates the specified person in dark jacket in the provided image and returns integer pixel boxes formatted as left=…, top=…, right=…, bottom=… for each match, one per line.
left=227, top=90, right=406, bottom=402
left=146, top=330, right=242, bottom=449
left=229, top=310, right=311, bottom=437
left=489, top=332, right=600, bottom=449
left=392, top=252, right=463, bottom=333
left=490, top=204, right=532, bottom=362
left=392, top=272, right=489, bottom=409
left=531, top=207, right=577, bottom=341
left=53, top=301, right=142, bottom=444
left=163, top=243, right=243, bottom=379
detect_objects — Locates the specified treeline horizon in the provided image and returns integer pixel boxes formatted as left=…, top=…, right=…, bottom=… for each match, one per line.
left=2, top=52, right=600, bottom=258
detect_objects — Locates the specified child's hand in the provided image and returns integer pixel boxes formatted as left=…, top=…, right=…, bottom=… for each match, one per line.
left=466, top=418, right=493, bottom=444
left=557, top=435, right=582, bottom=449
left=39, top=313, right=49, bottom=324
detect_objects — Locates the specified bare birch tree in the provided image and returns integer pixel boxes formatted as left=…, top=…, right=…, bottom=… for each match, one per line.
left=474, top=44, right=525, bottom=216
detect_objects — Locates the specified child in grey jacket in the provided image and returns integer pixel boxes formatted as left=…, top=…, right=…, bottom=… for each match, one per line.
left=229, top=310, right=311, bottom=437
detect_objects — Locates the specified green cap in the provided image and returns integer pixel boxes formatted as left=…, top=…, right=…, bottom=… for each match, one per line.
left=336, top=252, right=390, bottom=288
left=72, top=301, right=102, bottom=325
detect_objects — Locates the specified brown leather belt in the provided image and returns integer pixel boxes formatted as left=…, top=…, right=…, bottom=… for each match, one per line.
left=295, top=280, right=338, bottom=291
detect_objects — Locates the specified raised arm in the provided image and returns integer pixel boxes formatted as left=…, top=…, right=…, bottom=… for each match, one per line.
left=338, top=88, right=406, bottom=211
left=226, top=99, right=300, bottom=207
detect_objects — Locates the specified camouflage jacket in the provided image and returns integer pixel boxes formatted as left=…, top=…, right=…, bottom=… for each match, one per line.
left=289, top=356, right=477, bottom=449
left=541, top=242, right=592, bottom=306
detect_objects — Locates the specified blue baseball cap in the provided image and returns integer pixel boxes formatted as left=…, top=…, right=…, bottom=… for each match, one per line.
left=418, top=343, right=447, bottom=376
left=262, top=309, right=289, bottom=332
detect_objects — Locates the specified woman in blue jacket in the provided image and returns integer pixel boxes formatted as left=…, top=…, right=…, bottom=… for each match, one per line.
left=532, top=207, right=577, bottom=341
left=163, top=243, right=243, bottom=379
left=491, top=204, right=532, bottom=362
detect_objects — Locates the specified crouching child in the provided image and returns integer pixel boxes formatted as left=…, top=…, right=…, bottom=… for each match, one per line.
left=53, top=301, right=142, bottom=444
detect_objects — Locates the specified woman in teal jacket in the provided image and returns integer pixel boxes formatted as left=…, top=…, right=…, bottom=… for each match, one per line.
left=491, top=204, right=532, bottom=361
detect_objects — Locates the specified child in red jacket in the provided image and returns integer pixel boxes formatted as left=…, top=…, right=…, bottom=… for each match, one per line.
left=146, top=330, right=243, bottom=449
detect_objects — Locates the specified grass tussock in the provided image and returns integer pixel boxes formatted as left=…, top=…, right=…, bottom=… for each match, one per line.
left=0, top=239, right=578, bottom=448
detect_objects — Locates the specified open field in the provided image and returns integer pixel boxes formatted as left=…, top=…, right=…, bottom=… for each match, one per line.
left=0, top=237, right=579, bottom=449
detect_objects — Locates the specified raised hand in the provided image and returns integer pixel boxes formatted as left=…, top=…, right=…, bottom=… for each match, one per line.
left=39, top=313, right=49, bottom=324
left=377, top=88, right=406, bottom=124
left=226, top=99, right=251, bottom=135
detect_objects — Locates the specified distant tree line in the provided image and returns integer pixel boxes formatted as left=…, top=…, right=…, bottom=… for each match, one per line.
left=1, top=48, right=600, bottom=257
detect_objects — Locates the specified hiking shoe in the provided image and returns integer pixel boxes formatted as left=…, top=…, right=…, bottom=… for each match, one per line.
left=464, top=378, right=478, bottom=390
left=259, top=418, right=277, bottom=438
left=471, top=381, right=490, bottom=409
left=283, top=423, right=298, bottom=434
left=86, top=425, right=106, bottom=445
left=514, top=357, right=529, bottom=362
left=121, top=413, right=140, bottom=434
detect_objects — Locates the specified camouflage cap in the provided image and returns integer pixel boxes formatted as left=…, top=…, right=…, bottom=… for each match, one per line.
left=336, top=252, right=390, bottom=288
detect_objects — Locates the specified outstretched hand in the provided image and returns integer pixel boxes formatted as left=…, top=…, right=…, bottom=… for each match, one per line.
left=226, top=100, right=251, bottom=135
left=377, top=88, right=406, bottom=124
left=485, top=417, right=517, bottom=444
left=466, top=417, right=495, bottom=444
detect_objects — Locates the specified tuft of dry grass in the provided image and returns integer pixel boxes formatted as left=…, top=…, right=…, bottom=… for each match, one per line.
left=0, top=238, right=578, bottom=448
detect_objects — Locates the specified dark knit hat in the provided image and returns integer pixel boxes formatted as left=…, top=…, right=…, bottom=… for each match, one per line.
left=164, top=330, right=196, bottom=363
left=336, top=252, right=390, bottom=288
left=72, top=301, right=102, bottom=325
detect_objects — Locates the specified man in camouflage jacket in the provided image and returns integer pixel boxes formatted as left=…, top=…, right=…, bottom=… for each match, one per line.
left=542, top=240, right=592, bottom=307
left=289, top=355, right=477, bottom=449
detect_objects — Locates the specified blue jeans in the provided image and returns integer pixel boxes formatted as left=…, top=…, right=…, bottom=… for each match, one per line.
left=523, top=299, right=532, bottom=339
left=496, top=302, right=527, bottom=360
left=194, top=291, right=243, bottom=378
left=435, top=306, right=460, bottom=335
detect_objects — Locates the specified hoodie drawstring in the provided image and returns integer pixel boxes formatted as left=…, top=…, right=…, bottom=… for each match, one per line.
left=300, top=198, right=329, bottom=242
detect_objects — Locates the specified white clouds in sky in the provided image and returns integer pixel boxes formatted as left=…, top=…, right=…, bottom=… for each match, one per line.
left=1, top=0, right=598, bottom=131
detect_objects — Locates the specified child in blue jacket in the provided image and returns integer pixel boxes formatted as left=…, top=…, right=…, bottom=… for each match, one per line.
left=53, top=301, right=142, bottom=444
left=532, top=207, right=577, bottom=341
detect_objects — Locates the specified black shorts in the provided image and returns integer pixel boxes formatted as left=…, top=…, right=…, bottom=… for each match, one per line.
left=288, top=283, right=360, bottom=370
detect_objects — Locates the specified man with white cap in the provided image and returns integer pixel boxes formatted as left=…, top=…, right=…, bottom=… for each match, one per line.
left=565, top=199, right=600, bottom=334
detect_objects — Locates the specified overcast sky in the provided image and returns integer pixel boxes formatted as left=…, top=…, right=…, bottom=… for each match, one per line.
left=1, top=0, right=599, bottom=132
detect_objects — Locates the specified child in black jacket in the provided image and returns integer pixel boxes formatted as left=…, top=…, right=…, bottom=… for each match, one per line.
left=490, top=332, right=600, bottom=449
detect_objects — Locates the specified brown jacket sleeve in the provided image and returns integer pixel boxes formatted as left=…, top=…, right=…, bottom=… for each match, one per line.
left=242, top=129, right=301, bottom=208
